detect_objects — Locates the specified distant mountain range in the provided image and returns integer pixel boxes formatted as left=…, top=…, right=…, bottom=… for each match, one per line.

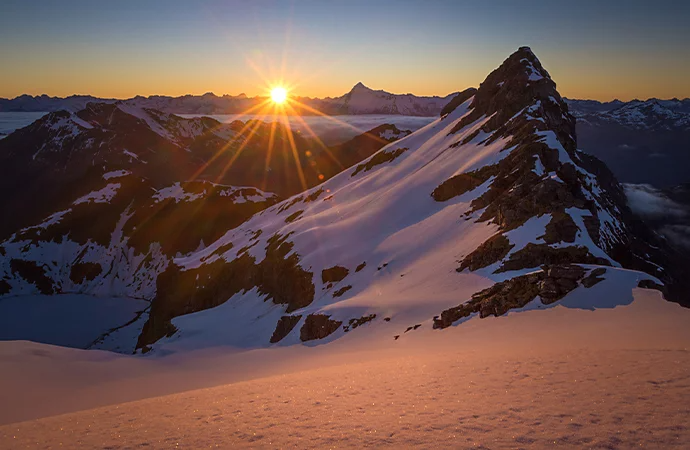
left=2, top=88, right=689, bottom=189
left=0, top=84, right=459, bottom=117
left=565, top=98, right=690, bottom=187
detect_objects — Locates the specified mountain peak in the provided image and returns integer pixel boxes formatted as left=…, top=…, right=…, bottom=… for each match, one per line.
left=445, top=47, right=571, bottom=142
left=487, top=46, right=552, bottom=89
left=351, top=82, right=370, bottom=91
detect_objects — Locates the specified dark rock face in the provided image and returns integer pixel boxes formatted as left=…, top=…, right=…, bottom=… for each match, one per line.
left=355, top=262, right=366, bottom=272
left=431, top=165, right=496, bottom=202
left=322, top=266, right=350, bottom=284
left=495, top=244, right=610, bottom=273
left=435, top=263, right=591, bottom=329
left=538, top=264, right=586, bottom=304
left=638, top=279, right=666, bottom=293
left=0, top=279, right=10, bottom=295
left=333, top=285, right=352, bottom=298
left=541, top=212, right=578, bottom=244
left=581, top=267, right=607, bottom=288
left=285, top=210, right=304, bottom=224
left=69, top=262, right=103, bottom=284
left=304, top=188, right=323, bottom=203
left=300, top=314, right=342, bottom=342
left=9, top=259, right=54, bottom=295
left=270, top=315, right=302, bottom=343
left=440, top=88, right=478, bottom=118
left=343, top=314, right=376, bottom=332
left=458, top=234, right=514, bottom=272
left=352, top=147, right=407, bottom=176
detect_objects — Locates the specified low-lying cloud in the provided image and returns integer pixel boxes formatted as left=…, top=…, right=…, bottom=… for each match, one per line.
left=623, top=183, right=687, bottom=219
left=623, top=183, right=690, bottom=249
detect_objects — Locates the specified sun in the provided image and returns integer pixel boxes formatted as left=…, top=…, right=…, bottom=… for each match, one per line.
left=270, top=87, right=288, bottom=104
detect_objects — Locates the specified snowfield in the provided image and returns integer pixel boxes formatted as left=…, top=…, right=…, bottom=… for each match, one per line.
left=1, top=289, right=689, bottom=448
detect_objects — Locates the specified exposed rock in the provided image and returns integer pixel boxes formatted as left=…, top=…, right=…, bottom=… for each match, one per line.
left=351, top=147, right=407, bottom=176
left=278, top=196, right=304, bottom=213
left=333, top=285, right=352, bottom=298
left=440, top=87, right=478, bottom=118
left=69, top=262, right=103, bottom=284
left=0, top=279, right=10, bottom=295
left=434, top=273, right=541, bottom=329
left=300, top=314, right=342, bottom=342
left=355, top=262, right=366, bottom=272
left=495, top=244, right=610, bottom=273
left=9, top=259, right=55, bottom=295
left=458, top=234, right=514, bottom=272
left=538, top=264, right=586, bottom=303
left=436, top=263, right=590, bottom=329
left=541, top=212, right=578, bottom=244
left=322, top=265, right=349, bottom=284
left=432, top=165, right=497, bottom=202
left=581, top=267, right=607, bottom=288
left=304, top=188, right=323, bottom=202
left=638, top=279, right=666, bottom=293
left=270, top=315, right=302, bottom=343
left=284, top=210, right=303, bottom=223
left=343, top=314, right=376, bottom=332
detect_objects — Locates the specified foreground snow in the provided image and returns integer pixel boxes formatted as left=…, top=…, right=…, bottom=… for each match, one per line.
left=1, top=289, right=689, bottom=448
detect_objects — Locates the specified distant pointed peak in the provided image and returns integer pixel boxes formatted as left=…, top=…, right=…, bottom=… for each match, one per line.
left=351, top=82, right=370, bottom=91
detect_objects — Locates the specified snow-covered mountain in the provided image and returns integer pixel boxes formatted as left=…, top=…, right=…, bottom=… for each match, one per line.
left=1, top=48, right=685, bottom=355
left=569, top=99, right=690, bottom=131
left=0, top=104, right=409, bottom=350
left=0, top=86, right=460, bottom=117
left=301, top=82, right=460, bottom=116
left=131, top=47, right=682, bottom=353
left=567, top=97, right=690, bottom=117
left=0, top=94, right=117, bottom=113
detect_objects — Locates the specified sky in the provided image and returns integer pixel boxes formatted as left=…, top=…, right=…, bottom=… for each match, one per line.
left=0, top=0, right=688, bottom=101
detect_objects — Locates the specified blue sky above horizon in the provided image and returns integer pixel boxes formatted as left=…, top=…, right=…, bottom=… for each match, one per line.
left=1, top=0, right=688, bottom=101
